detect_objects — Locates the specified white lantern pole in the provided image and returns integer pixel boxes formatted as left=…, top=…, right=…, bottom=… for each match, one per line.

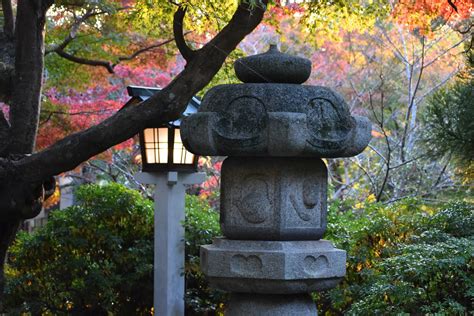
left=136, top=171, right=205, bottom=316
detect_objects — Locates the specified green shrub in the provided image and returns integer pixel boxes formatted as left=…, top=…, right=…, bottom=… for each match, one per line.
left=350, top=234, right=473, bottom=315
left=319, top=200, right=474, bottom=315
left=5, top=183, right=472, bottom=315
left=184, top=195, right=225, bottom=315
left=4, top=184, right=223, bottom=315
left=4, top=183, right=154, bottom=315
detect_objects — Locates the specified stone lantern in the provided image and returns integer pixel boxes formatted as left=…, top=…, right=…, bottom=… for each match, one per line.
left=181, top=45, right=371, bottom=315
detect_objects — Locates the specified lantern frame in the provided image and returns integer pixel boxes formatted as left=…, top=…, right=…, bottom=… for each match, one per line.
left=125, top=85, right=200, bottom=173
left=139, top=124, right=198, bottom=173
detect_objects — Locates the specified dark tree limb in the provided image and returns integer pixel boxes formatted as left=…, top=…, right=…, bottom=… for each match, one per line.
left=0, top=220, right=20, bottom=310
left=45, top=7, right=132, bottom=55
left=55, top=48, right=116, bottom=73
left=0, top=1, right=266, bottom=303
left=447, top=0, right=458, bottom=13
left=53, top=34, right=189, bottom=73
left=173, top=6, right=196, bottom=62
left=0, top=32, right=15, bottom=103
left=8, top=0, right=53, bottom=154
left=1, top=0, right=14, bottom=38
left=45, top=9, right=102, bottom=55
left=117, top=34, right=190, bottom=63
left=0, top=111, right=9, bottom=156
left=2, top=1, right=268, bottom=185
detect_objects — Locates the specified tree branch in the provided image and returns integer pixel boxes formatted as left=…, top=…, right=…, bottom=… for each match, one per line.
left=0, top=109, right=9, bottom=155
left=3, top=1, right=268, bottom=183
left=45, top=9, right=101, bottom=55
left=8, top=0, right=50, bottom=154
left=45, top=7, right=132, bottom=55
left=400, top=36, right=425, bottom=162
left=1, top=0, right=14, bottom=38
left=55, top=48, right=115, bottom=73
left=116, top=34, right=189, bottom=63
left=173, top=6, right=196, bottom=62
left=53, top=34, right=189, bottom=73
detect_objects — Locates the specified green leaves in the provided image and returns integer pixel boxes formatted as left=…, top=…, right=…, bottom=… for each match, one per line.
left=4, top=184, right=472, bottom=315
left=183, top=195, right=225, bottom=314
left=320, top=199, right=474, bottom=315
left=4, top=183, right=154, bottom=314
left=4, top=184, right=223, bottom=315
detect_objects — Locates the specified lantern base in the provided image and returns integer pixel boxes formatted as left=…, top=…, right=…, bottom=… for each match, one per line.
left=226, top=293, right=317, bottom=316
left=201, top=238, right=346, bottom=294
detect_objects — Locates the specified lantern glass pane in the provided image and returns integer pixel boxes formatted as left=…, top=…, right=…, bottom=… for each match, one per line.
left=158, top=128, right=168, bottom=163
left=173, top=129, right=195, bottom=165
left=143, top=128, right=168, bottom=164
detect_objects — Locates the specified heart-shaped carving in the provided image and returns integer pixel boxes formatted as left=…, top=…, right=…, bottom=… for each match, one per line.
left=303, top=255, right=329, bottom=275
left=230, top=254, right=263, bottom=276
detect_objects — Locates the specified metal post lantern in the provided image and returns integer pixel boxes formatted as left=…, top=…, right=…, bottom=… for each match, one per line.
left=125, top=85, right=200, bottom=173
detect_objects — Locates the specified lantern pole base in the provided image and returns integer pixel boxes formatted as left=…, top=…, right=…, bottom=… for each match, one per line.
left=135, top=171, right=205, bottom=316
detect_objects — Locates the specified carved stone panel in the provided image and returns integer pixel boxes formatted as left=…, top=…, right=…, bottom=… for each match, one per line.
left=281, top=158, right=327, bottom=240
left=221, top=157, right=327, bottom=240
left=221, top=157, right=278, bottom=239
left=200, top=238, right=346, bottom=294
left=306, top=97, right=354, bottom=150
left=212, top=96, right=268, bottom=154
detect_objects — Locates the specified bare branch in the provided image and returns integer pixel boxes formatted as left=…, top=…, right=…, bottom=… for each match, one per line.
left=415, top=68, right=459, bottom=104
left=447, top=0, right=458, bottom=13
left=423, top=38, right=467, bottom=69
left=456, top=22, right=473, bottom=35
left=173, top=6, right=196, bottom=62
left=377, top=24, right=409, bottom=65
left=350, top=157, right=377, bottom=194
left=400, top=36, right=425, bottom=161
left=45, top=9, right=101, bottom=54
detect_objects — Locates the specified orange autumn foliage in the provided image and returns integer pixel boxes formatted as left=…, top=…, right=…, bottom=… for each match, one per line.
left=393, top=0, right=473, bottom=34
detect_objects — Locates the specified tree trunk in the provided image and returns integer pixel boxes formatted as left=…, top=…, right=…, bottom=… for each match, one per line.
left=0, top=0, right=50, bottom=305
left=0, top=221, right=20, bottom=308
left=9, top=0, right=48, bottom=154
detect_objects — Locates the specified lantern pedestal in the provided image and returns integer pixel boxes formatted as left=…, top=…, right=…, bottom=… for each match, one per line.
left=135, top=171, right=205, bottom=316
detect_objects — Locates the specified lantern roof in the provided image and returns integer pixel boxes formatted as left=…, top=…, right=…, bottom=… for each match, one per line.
left=126, top=85, right=201, bottom=126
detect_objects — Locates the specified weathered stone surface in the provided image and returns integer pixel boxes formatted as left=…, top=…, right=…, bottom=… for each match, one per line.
left=221, top=157, right=327, bottom=240
left=226, top=294, right=318, bottom=316
left=234, top=45, right=311, bottom=84
left=181, top=84, right=371, bottom=158
left=189, top=44, right=370, bottom=314
left=200, top=238, right=346, bottom=294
